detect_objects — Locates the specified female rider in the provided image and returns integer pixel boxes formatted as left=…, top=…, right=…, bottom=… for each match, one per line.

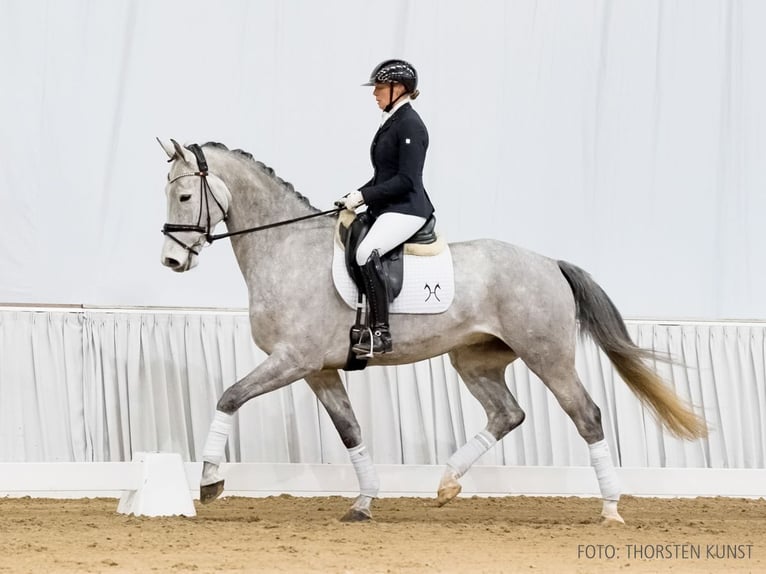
left=338, top=59, right=435, bottom=356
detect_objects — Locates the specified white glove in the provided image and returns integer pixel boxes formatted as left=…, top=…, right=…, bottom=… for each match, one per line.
left=337, top=191, right=364, bottom=210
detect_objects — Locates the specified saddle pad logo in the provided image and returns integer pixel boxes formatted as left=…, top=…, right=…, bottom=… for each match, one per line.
left=424, top=283, right=441, bottom=302
left=332, top=244, right=454, bottom=314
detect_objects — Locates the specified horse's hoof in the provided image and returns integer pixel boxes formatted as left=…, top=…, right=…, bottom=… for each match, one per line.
left=600, top=513, right=625, bottom=526
left=340, top=508, right=372, bottom=522
left=436, top=483, right=462, bottom=507
left=200, top=480, right=224, bottom=504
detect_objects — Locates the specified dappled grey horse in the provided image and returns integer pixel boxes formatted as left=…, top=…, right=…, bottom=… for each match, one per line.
left=158, top=139, right=706, bottom=523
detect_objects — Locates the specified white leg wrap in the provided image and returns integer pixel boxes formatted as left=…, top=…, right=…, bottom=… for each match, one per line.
left=589, top=439, right=621, bottom=501
left=446, top=430, right=497, bottom=479
left=202, top=411, right=234, bottom=465
left=348, top=444, right=380, bottom=498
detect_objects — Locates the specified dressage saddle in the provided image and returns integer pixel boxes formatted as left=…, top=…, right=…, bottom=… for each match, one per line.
left=339, top=211, right=438, bottom=301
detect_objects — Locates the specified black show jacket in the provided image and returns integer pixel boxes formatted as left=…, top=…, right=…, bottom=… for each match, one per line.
left=358, top=103, right=435, bottom=219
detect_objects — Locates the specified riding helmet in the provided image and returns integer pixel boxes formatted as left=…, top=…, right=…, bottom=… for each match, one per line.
left=363, top=59, right=418, bottom=93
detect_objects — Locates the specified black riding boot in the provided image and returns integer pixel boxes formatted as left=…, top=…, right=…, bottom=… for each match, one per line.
left=352, top=250, right=393, bottom=356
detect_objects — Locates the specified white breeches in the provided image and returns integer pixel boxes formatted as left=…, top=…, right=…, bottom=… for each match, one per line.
left=355, top=211, right=427, bottom=266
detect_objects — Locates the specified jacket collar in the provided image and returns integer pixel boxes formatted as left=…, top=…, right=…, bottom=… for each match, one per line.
left=375, top=102, right=411, bottom=137
left=380, top=97, right=411, bottom=126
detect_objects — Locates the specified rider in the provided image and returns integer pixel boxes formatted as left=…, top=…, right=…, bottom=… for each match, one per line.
left=338, top=59, right=435, bottom=356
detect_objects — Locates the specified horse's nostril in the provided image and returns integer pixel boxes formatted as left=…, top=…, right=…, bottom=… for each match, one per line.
left=164, top=257, right=180, bottom=268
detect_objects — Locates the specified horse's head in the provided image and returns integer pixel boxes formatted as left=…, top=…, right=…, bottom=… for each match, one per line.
left=158, top=139, right=231, bottom=272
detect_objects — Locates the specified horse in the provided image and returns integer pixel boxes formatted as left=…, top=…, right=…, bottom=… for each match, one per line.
left=157, top=139, right=707, bottom=523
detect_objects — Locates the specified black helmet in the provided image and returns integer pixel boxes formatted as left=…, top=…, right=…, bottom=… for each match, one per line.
left=363, top=59, right=418, bottom=93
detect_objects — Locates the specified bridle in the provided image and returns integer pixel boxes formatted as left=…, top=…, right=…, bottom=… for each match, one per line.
left=161, top=144, right=228, bottom=256
left=162, top=143, right=342, bottom=257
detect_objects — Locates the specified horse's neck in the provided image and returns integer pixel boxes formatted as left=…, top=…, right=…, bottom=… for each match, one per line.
left=217, top=157, right=331, bottom=294
left=225, top=166, right=317, bottom=230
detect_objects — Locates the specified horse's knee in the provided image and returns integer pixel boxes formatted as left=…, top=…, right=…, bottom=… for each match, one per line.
left=488, top=406, right=526, bottom=439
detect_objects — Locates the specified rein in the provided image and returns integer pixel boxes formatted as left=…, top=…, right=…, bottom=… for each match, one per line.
left=207, top=207, right=342, bottom=242
left=162, top=143, right=342, bottom=254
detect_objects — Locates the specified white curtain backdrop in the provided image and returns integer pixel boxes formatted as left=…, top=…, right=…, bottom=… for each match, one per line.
left=2, top=308, right=764, bottom=469
left=1, top=1, right=765, bottom=319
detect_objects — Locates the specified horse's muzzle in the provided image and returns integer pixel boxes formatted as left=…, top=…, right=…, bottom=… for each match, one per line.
left=161, top=241, right=198, bottom=272
left=162, top=256, right=183, bottom=271
left=162, top=253, right=197, bottom=272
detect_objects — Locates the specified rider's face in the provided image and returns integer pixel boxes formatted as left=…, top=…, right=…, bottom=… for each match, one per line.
left=373, top=82, right=406, bottom=110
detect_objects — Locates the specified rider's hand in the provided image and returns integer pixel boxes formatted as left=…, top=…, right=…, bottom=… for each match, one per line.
left=336, top=191, right=364, bottom=211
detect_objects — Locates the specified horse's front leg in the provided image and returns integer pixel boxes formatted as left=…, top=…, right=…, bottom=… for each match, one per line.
left=199, top=346, right=316, bottom=504
left=305, top=370, right=379, bottom=522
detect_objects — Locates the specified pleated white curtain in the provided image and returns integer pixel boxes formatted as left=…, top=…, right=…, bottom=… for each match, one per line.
left=0, top=311, right=85, bottom=462
left=2, top=309, right=764, bottom=469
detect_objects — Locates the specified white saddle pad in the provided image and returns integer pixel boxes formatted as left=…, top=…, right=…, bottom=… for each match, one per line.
left=331, top=243, right=454, bottom=314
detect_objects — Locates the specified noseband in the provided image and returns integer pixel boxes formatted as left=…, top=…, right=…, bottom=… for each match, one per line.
left=162, top=144, right=228, bottom=256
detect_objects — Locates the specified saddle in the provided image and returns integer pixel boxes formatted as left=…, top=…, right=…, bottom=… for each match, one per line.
left=337, top=211, right=440, bottom=301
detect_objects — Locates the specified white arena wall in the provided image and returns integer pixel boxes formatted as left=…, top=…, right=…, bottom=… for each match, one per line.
left=1, top=307, right=764, bottom=499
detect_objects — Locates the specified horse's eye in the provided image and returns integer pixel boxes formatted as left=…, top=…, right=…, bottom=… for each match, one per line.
left=179, top=194, right=192, bottom=202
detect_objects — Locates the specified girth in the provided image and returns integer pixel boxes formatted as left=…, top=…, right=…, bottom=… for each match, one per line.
left=339, top=212, right=438, bottom=302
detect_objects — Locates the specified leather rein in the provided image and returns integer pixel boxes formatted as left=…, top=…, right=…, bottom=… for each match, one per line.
left=161, top=144, right=342, bottom=256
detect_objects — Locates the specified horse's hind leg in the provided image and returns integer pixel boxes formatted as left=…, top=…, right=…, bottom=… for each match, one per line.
left=438, top=341, right=524, bottom=506
left=523, top=354, right=624, bottom=524
left=305, top=370, right=379, bottom=522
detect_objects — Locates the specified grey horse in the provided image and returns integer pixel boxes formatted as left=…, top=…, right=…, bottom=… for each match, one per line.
left=158, top=140, right=706, bottom=523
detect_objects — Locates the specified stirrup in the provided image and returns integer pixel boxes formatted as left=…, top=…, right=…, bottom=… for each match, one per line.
left=352, top=326, right=392, bottom=356
left=352, top=327, right=375, bottom=357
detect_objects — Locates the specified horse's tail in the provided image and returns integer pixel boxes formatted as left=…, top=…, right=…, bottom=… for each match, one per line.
left=557, top=260, right=707, bottom=440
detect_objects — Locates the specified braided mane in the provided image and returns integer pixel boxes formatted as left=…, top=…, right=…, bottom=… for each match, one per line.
left=201, top=142, right=318, bottom=212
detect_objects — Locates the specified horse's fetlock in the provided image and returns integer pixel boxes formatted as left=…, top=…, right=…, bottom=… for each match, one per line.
left=336, top=421, right=362, bottom=448
left=216, top=395, right=240, bottom=414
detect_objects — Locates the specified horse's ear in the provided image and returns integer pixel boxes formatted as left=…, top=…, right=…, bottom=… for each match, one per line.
left=172, top=139, right=196, bottom=164
left=159, top=137, right=196, bottom=164
left=157, top=137, right=176, bottom=161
